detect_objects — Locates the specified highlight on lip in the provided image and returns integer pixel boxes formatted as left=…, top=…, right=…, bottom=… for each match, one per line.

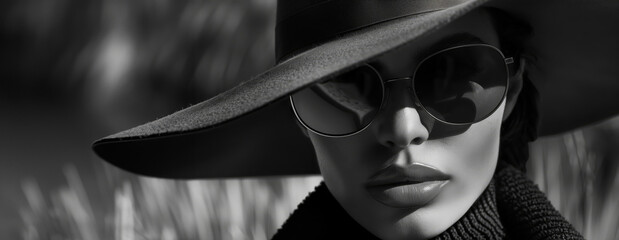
left=367, top=179, right=450, bottom=208
left=365, top=163, right=451, bottom=208
left=365, top=163, right=451, bottom=188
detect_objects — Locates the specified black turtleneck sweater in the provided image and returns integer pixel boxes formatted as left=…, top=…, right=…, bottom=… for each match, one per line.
left=271, top=163, right=583, bottom=239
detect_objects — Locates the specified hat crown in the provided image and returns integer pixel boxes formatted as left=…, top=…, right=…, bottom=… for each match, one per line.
left=274, top=0, right=468, bottom=62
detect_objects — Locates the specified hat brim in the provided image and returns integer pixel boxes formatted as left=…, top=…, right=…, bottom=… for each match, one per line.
left=93, top=0, right=619, bottom=179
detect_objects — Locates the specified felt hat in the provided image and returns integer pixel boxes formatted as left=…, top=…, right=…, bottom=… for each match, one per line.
left=93, top=0, right=619, bottom=179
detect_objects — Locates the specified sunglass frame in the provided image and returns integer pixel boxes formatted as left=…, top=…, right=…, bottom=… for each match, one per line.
left=289, top=43, right=514, bottom=138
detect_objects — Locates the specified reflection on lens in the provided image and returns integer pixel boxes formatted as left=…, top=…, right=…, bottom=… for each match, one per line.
left=291, top=66, right=382, bottom=136
left=414, top=45, right=507, bottom=124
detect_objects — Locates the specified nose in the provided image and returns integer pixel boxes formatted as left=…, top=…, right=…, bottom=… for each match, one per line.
left=375, top=83, right=429, bottom=148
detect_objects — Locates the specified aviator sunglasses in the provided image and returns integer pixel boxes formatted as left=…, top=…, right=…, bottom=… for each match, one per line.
left=290, top=44, right=514, bottom=137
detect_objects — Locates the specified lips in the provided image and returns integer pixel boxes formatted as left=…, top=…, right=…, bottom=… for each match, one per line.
left=365, top=163, right=450, bottom=208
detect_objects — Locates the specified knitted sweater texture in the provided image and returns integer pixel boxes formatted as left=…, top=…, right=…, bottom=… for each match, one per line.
left=272, top=163, right=583, bottom=239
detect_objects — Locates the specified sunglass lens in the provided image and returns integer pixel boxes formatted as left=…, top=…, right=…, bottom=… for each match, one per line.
left=291, top=65, right=383, bottom=136
left=414, top=45, right=508, bottom=124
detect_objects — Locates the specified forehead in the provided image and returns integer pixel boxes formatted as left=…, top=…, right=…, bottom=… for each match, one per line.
left=371, top=8, right=499, bottom=78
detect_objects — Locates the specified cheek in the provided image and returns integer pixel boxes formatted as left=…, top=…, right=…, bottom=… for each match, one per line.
left=308, top=134, right=368, bottom=199
left=308, top=131, right=389, bottom=207
left=439, top=101, right=504, bottom=195
left=459, top=118, right=501, bottom=169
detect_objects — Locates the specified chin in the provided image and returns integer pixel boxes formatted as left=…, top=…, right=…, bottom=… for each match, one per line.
left=366, top=207, right=461, bottom=240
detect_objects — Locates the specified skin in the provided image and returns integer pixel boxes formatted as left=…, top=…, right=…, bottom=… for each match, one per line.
left=303, top=9, right=524, bottom=240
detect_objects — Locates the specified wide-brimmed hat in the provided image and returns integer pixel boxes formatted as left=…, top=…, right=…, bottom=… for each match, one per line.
left=93, top=0, right=619, bottom=179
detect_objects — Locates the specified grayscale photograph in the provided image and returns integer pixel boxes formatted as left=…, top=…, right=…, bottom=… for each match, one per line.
left=1, top=0, right=618, bottom=239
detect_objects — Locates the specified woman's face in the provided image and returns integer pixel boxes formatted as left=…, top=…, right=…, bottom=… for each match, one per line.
left=307, top=9, right=508, bottom=240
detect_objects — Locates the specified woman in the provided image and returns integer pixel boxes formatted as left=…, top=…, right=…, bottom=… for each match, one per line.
left=93, top=0, right=619, bottom=239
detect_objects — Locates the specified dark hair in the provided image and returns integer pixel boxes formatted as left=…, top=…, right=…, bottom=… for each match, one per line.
left=488, top=8, right=539, bottom=172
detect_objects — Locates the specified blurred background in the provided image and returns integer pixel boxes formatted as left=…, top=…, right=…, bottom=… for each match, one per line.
left=0, top=0, right=617, bottom=239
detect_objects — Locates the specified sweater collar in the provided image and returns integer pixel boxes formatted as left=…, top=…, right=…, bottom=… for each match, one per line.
left=272, top=179, right=505, bottom=239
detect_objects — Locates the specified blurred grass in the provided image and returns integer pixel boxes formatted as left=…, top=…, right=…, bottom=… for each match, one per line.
left=528, top=116, right=619, bottom=240
left=19, top=163, right=322, bottom=240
